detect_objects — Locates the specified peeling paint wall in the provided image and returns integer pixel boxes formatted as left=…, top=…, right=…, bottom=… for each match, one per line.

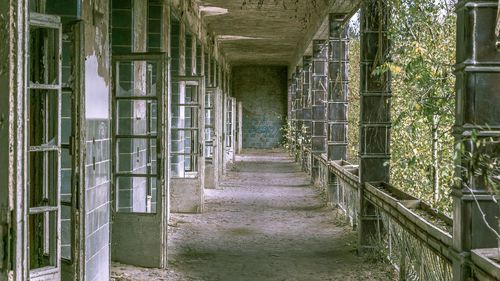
left=1, top=1, right=27, bottom=280
left=0, top=1, right=15, bottom=280
left=82, top=0, right=111, bottom=280
left=233, top=66, right=287, bottom=149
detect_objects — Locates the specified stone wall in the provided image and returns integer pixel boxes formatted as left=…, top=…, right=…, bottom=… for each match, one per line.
left=232, top=66, right=288, bottom=149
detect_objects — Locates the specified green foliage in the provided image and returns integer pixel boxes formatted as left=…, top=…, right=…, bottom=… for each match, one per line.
left=347, top=22, right=361, bottom=164
left=347, top=1, right=457, bottom=214
left=388, top=0, right=457, bottom=214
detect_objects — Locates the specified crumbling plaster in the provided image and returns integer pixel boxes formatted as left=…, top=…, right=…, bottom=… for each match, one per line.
left=195, top=0, right=358, bottom=70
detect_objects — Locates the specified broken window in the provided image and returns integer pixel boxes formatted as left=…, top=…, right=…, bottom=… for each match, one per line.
left=27, top=10, right=62, bottom=279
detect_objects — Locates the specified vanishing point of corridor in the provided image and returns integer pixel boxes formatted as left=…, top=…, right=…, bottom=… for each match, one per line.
left=112, top=151, right=394, bottom=281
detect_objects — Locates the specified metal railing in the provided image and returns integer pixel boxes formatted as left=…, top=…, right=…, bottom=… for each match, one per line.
left=289, top=149, right=499, bottom=281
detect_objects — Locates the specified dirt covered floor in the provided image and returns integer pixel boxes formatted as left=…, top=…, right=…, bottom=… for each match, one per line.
left=112, top=150, right=395, bottom=281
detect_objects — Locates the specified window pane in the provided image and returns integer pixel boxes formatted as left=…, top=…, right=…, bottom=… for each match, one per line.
left=116, top=138, right=157, bottom=175
left=116, top=99, right=158, bottom=136
left=116, top=176, right=157, bottom=213
left=116, top=61, right=161, bottom=97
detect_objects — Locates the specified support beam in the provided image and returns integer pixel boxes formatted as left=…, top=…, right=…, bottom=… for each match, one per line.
left=358, top=0, right=391, bottom=254
left=452, top=1, right=500, bottom=279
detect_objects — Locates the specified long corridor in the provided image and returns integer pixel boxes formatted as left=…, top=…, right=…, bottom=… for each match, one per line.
left=112, top=150, right=394, bottom=281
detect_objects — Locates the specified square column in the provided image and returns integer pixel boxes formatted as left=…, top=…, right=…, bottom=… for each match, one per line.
left=311, top=40, right=328, bottom=156
left=311, top=40, right=328, bottom=181
left=358, top=0, right=392, bottom=253
left=452, top=1, right=500, bottom=279
left=302, top=56, right=313, bottom=149
left=327, top=14, right=349, bottom=162
left=294, top=67, right=303, bottom=155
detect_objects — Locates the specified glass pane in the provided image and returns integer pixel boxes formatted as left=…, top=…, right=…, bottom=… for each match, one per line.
left=29, top=89, right=59, bottom=147
left=29, top=211, right=57, bottom=269
left=205, top=109, right=214, bottom=127
left=117, top=99, right=158, bottom=136
left=29, top=151, right=59, bottom=209
left=29, top=26, right=60, bottom=86
left=116, top=176, right=157, bottom=213
left=185, top=84, right=199, bottom=103
left=116, top=61, right=161, bottom=97
left=61, top=148, right=72, bottom=204
left=61, top=205, right=71, bottom=260
left=116, top=138, right=157, bottom=175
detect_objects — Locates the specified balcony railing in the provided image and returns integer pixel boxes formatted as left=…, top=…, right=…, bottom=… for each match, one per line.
left=290, top=148, right=500, bottom=281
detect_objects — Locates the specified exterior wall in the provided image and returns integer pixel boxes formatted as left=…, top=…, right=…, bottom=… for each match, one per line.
left=83, top=0, right=111, bottom=280
left=233, top=66, right=288, bottom=149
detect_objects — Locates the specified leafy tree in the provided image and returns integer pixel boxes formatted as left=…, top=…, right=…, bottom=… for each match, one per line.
left=388, top=0, right=456, bottom=213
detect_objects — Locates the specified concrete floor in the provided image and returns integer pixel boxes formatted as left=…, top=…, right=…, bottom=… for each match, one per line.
left=112, top=150, right=395, bottom=281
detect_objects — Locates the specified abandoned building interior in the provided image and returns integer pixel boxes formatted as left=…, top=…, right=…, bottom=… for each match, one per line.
left=0, top=0, right=499, bottom=280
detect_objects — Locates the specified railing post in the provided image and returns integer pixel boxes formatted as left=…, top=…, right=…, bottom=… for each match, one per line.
left=358, top=0, right=392, bottom=254
left=327, top=14, right=349, bottom=206
left=311, top=40, right=329, bottom=183
left=452, top=1, right=500, bottom=280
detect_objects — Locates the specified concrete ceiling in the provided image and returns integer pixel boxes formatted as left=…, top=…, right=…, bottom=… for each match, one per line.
left=197, top=0, right=357, bottom=66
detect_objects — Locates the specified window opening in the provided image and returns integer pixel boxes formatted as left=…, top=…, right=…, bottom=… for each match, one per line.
left=205, top=89, right=216, bottom=161
left=225, top=98, right=233, bottom=148
left=171, top=78, right=202, bottom=178
left=113, top=56, right=164, bottom=214
left=27, top=11, right=62, bottom=277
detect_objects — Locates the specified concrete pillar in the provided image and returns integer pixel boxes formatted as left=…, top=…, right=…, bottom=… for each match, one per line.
left=311, top=40, right=328, bottom=155
left=327, top=14, right=349, bottom=206
left=311, top=40, right=328, bottom=181
left=327, top=14, right=349, bottom=161
left=294, top=66, right=304, bottom=150
left=302, top=56, right=313, bottom=149
left=452, top=1, right=500, bottom=279
left=358, top=0, right=391, bottom=253
left=0, top=1, right=27, bottom=280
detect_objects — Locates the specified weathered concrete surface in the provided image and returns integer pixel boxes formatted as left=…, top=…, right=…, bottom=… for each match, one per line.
left=195, top=0, right=357, bottom=66
left=233, top=66, right=288, bottom=149
left=170, top=178, right=204, bottom=213
left=111, top=150, right=395, bottom=280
